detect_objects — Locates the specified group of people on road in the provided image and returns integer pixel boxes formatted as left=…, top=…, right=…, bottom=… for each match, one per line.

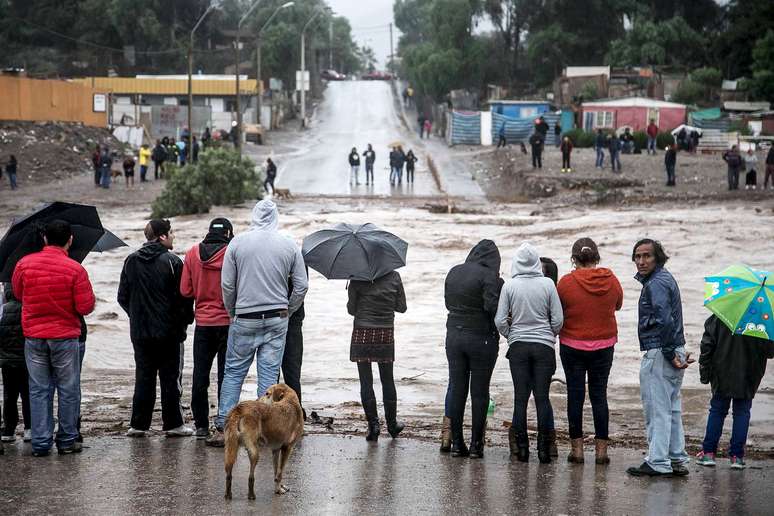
left=347, top=145, right=417, bottom=186
left=723, top=144, right=774, bottom=191
left=2, top=204, right=773, bottom=479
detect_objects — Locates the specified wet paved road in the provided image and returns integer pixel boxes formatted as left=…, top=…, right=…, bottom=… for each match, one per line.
left=1, top=434, right=772, bottom=515
left=276, top=81, right=440, bottom=197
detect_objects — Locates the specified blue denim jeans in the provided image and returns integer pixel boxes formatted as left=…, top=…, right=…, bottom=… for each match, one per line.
left=610, top=152, right=621, bottom=172
left=595, top=148, right=605, bottom=167
left=701, top=393, right=752, bottom=458
left=647, top=137, right=656, bottom=154
left=640, top=347, right=689, bottom=472
left=216, top=316, right=289, bottom=429
left=25, top=338, right=81, bottom=452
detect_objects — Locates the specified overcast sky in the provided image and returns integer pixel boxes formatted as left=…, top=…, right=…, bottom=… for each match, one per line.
left=327, top=0, right=399, bottom=68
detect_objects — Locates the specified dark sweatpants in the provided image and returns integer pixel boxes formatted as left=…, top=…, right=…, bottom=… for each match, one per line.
left=357, top=362, right=396, bottom=404
left=130, top=339, right=184, bottom=431
left=2, top=365, right=31, bottom=435
left=508, top=341, right=556, bottom=434
left=281, top=320, right=304, bottom=406
left=445, top=328, right=498, bottom=444
left=560, top=344, right=614, bottom=440
left=190, top=326, right=228, bottom=430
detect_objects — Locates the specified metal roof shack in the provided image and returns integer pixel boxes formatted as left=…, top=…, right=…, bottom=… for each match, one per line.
left=72, top=76, right=260, bottom=96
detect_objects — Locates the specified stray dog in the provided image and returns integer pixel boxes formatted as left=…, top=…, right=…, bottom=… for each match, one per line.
left=273, top=188, right=292, bottom=199
left=111, top=169, right=123, bottom=178
left=224, top=384, right=304, bottom=500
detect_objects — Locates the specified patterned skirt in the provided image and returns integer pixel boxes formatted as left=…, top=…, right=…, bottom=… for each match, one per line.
left=350, top=327, right=395, bottom=363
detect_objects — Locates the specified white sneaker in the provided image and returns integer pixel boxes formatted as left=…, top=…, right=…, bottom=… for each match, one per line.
left=126, top=428, right=146, bottom=437
left=23, top=429, right=31, bottom=442
left=1, top=435, right=15, bottom=442
left=166, top=425, right=194, bottom=437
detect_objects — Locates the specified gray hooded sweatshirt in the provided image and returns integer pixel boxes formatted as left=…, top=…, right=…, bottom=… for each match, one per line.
left=495, top=242, right=563, bottom=348
left=221, top=200, right=308, bottom=317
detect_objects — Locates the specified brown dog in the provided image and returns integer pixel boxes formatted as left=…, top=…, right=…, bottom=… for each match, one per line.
left=224, top=384, right=304, bottom=500
left=273, top=188, right=292, bottom=199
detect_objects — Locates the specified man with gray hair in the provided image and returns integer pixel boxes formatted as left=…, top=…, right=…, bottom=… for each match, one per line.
left=207, top=200, right=308, bottom=447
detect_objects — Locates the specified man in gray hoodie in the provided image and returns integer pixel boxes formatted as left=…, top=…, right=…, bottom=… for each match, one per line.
left=207, top=200, right=308, bottom=447
left=495, top=242, right=563, bottom=463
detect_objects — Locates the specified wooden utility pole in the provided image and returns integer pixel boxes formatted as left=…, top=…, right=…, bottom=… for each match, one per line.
left=389, top=23, right=393, bottom=72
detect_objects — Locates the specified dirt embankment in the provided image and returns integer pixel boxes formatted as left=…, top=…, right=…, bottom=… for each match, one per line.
left=0, top=121, right=126, bottom=184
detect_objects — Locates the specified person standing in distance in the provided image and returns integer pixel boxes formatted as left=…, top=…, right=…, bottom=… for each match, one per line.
left=363, top=144, right=376, bottom=185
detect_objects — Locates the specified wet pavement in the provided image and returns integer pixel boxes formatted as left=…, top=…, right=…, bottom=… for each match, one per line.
left=1, top=434, right=772, bottom=515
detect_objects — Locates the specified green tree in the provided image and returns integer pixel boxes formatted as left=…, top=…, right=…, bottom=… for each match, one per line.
left=751, top=30, right=774, bottom=104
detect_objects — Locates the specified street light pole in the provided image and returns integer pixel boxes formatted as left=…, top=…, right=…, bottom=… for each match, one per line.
left=256, top=2, right=295, bottom=127
left=300, top=8, right=326, bottom=128
left=188, top=2, right=219, bottom=141
left=235, top=0, right=264, bottom=158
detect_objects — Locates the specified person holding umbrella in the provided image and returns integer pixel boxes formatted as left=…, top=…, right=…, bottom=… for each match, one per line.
left=302, top=223, right=409, bottom=442
left=697, top=265, right=774, bottom=469
left=11, top=220, right=95, bottom=456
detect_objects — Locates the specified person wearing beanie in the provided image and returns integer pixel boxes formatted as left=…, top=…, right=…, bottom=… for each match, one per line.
left=180, top=218, right=234, bottom=439
left=557, top=238, right=623, bottom=465
left=495, top=242, right=563, bottom=464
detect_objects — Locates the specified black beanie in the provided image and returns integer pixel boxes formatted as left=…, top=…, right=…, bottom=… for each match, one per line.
left=208, top=217, right=233, bottom=236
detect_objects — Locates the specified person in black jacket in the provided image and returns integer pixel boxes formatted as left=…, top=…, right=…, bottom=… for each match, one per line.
left=696, top=315, right=774, bottom=469
left=444, top=240, right=503, bottom=458
left=0, top=283, right=31, bottom=444
left=664, top=144, right=677, bottom=186
left=348, top=147, right=361, bottom=185
left=404, top=150, right=418, bottom=183
left=281, top=273, right=307, bottom=419
left=347, top=270, right=407, bottom=441
left=765, top=145, right=774, bottom=189
left=264, top=158, right=277, bottom=194
left=529, top=133, right=543, bottom=169
left=362, top=144, right=376, bottom=185
left=118, top=219, right=194, bottom=437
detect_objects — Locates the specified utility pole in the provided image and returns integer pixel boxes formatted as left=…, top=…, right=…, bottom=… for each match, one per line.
left=235, top=34, right=242, bottom=156
left=188, top=2, right=219, bottom=143
left=389, top=23, right=393, bottom=74
left=256, top=37, right=261, bottom=126
left=300, top=8, right=325, bottom=128
left=329, top=18, right=333, bottom=70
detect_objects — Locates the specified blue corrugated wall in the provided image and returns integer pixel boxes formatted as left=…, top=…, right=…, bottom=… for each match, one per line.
left=450, top=111, right=481, bottom=145
left=492, top=112, right=562, bottom=145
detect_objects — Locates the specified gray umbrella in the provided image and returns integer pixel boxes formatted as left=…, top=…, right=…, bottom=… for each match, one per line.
left=302, top=223, right=408, bottom=281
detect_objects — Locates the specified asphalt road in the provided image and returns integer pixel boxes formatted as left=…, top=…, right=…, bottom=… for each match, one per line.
left=276, top=81, right=439, bottom=197
left=1, top=434, right=772, bottom=515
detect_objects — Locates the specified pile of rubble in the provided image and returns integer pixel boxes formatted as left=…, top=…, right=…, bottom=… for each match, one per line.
left=0, top=121, right=127, bottom=184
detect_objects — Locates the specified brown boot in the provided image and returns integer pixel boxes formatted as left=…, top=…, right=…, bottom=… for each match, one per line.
left=567, top=438, right=585, bottom=463
left=595, top=438, right=610, bottom=465
left=440, top=416, right=451, bottom=453
left=548, top=429, right=558, bottom=458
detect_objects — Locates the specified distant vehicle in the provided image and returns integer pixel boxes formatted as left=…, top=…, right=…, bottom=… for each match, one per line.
left=361, top=70, right=393, bottom=81
left=321, top=69, right=345, bottom=81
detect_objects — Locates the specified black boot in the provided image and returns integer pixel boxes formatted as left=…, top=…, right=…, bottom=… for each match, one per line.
left=537, top=432, right=552, bottom=464
left=363, top=397, right=380, bottom=442
left=509, top=427, right=530, bottom=462
left=469, top=420, right=485, bottom=458
left=384, top=400, right=404, bottom=438
left=451, top=438, right=469, bottom=457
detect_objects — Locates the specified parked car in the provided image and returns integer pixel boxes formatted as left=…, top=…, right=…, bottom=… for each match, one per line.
left=362, top=71, right=393, bottom=81
left=321, top=69, right=344, bottom=81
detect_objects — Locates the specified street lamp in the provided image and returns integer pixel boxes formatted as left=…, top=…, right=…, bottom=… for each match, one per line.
left=256, top=2, right=295, bottom=127
left=235, top=0, right=264, bottom=157
left=300, top=6, right=330, bottom=128
left=188, top=0, right=221, bottom=142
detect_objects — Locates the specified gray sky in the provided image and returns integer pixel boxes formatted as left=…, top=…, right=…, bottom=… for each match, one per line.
left=327, top=0, right=398, bottom=68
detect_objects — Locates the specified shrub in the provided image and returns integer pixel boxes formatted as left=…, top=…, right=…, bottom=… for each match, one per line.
left=564, top=128, right=596, bottom=148
left=151, top=148, right=262, bottom=218
left=632, top=130, right=647, bottom=151
left=656, top=131, right=675, bottom=150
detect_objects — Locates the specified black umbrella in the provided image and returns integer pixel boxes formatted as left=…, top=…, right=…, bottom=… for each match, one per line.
left=0, top=202, right=105, bottom=281
left=92, top=229, right=127, bottom=253
left=302, top=223, right=408, bottom=281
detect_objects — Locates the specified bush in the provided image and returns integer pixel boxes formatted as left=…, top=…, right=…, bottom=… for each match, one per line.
left=151, top=148, right=262, bottom=218
left=632, top=130, right=647, bottom=151
left=672, top=79, right=704, bottom=105
left=564, top=128, right=596, bottom=148
left=656, top=131, right=675, bottom=150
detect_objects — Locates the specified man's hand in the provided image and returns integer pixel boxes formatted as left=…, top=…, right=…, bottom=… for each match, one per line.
left=671, top=352, right=695, bottom=369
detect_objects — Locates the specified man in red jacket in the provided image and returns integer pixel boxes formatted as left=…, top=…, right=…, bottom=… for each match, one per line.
left=180, top=218, right=233, bottom=439
left=646, top=119, right=659, bottom=155
left=12, top=220, right=95, bottom=456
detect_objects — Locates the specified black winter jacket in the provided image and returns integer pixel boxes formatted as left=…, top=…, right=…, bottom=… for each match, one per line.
left=699, top=315, right=774, bottom=399
left=444, top=240, right=503, bottom=335
left=347, top=271, right=407, bottom=328
left=118, top=242, right=194, bottom=344
left=665, top=148, right=677, bottom=167
left=348, top=152, right=360, bottom=166
left=0, top=283, right=24, bottom=367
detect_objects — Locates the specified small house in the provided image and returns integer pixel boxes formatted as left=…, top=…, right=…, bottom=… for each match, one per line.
left=488, top=100, right=551, bottom=120
left=581, top=97, right=686, bottom=133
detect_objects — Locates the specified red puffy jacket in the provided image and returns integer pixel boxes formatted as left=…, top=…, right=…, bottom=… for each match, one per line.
left=11, top=246, right=95, bottom=339
left=180, top=243, right=230, bottom=326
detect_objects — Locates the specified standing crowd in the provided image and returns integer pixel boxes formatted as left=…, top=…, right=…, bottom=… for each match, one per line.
left=344, top=144, right=417, bottom=186
left=1, top=202, right=772, bottom=480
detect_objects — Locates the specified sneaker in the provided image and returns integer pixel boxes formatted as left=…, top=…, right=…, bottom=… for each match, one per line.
left=730, top=456, right=747, bottom=470
left=32, top=449, right=50, bottom=457
left=58, top=442, right=83, bottom=455
left=671, top=463, right=690, bottom=476
left=1, top=435, right=15, bottom=442
left=194, top=427, right=210, bottom=439
left=626, top=462, right=673, bottom=477
left=696, top=451, right=716, bottom=467
left=166, top=425, right=194, bottom=437
left=206, top=429, right=225, bottom=448
left=126, top=428, right=146, bottom=438
left=23, top=429, right=32, bottom=442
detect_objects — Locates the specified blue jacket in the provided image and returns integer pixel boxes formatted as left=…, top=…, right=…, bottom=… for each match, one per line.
left=635, top=267, right=685, bottom=361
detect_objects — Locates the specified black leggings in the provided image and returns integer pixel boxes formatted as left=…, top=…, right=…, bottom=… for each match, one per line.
left=357, top=362, right=396, bottom=403
left=562, top=152, right=571, bottom=169
left=560, top=344, right=614, bottom=439
left=2, top=365, right=31, bottom=435
left=508, top=341, right=556, bottom=434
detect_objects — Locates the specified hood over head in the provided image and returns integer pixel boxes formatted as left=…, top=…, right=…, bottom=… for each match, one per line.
left=250, top=200, right=279, bottom=231
left=511, top=242, right=543, bottom=277
left=137, top=241, right=169, bottom=262
left=465, top=239, right=501, bottom=271
left=570, top=267, right=616, bottom=296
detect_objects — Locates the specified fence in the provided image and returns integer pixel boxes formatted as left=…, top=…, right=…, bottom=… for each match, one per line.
left=0, top=75, right=107, bottom=127
left=449, top=111, right=481, bottom=145
left=491, top=112, right=562, bottom=145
